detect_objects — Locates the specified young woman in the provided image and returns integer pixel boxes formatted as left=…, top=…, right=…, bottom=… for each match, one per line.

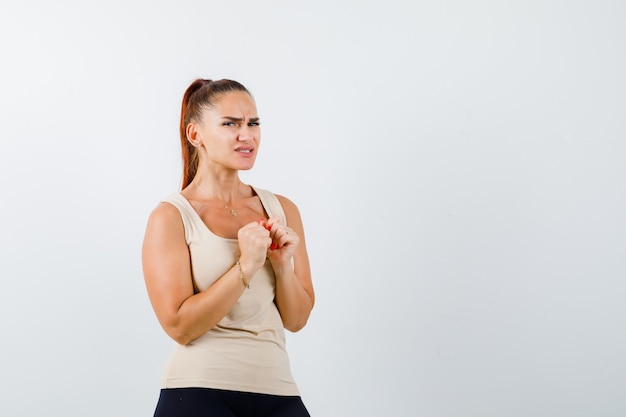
left=142, top=79, right=314, bottom=417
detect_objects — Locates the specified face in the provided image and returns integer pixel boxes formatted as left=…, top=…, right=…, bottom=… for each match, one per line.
left=189, top=90, right=260, bottom=171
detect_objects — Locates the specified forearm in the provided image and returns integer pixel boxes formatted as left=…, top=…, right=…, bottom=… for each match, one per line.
left=166, top=264, right=249, bottom=344
left=273, top=263, right=314, bottom=332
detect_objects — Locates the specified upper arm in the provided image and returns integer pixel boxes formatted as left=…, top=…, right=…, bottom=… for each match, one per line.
left=276, top=195, right=315, bottom=306
left=141, top=202, right=195, bottom=333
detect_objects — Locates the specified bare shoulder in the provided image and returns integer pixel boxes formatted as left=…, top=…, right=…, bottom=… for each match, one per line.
left=149, top=200, right=181, bottom=220
left=145, top=201, right=185, bottom=237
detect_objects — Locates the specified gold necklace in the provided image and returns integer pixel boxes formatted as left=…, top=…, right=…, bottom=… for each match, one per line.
left=223, top=204, right=238, bottom=217
left=194, top=183, right=238, bottom=217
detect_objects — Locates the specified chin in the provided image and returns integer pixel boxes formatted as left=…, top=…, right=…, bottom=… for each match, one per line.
left=238, top=163, right=256, bottom=171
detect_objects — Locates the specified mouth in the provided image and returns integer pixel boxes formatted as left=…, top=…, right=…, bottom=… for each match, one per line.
left=235, top=146, right=254, bottom=155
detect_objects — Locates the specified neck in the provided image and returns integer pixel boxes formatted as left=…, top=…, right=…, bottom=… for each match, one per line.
left=190, top=174, right=246, bottom=204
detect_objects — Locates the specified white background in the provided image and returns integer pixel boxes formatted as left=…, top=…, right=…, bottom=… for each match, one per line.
left=1, top=1, right=625, bottom=416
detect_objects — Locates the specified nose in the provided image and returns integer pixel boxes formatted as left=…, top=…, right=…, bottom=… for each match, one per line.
left=237, top=124, right=255, bottom=141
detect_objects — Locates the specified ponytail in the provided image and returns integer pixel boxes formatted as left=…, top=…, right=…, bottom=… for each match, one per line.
left=180, top=79, right=211, bottom=188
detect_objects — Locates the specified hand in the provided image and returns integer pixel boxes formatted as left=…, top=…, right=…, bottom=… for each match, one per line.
left=262, top=215, right=299, bottom=265
left=237, top=220, right=272, bottom=274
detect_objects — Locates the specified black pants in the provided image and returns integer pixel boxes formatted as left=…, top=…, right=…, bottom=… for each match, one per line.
left=153, top=388, right=310, bottom=417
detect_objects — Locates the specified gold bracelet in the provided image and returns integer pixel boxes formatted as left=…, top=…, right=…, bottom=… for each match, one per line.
left=236, top=261, right=249, bottom=289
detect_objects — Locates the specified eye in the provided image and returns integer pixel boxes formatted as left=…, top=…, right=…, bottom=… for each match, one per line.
left=248, top=121, right=260, bottom=127
left=223, top=122, right=237, bottom=127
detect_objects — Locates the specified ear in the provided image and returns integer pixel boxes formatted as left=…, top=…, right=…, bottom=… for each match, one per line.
left=186, top=122, right=200, bottom=147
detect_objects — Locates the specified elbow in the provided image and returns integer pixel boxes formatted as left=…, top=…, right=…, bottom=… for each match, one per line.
left=162, top=320, right=196, bottom=346
left=283, top=314, right=310, bottom=333
left=285, top=322, right=306, bottom=333
left=172, top=333, right=194, bottom=346
left=165, top=327, right=193, bottom=345
left=281, top=299, right=314, bottom=332
left=160, top=310, right=218, bottom=345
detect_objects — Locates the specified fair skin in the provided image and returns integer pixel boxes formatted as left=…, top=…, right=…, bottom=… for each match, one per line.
left=142, top=90, right=314, bottom=345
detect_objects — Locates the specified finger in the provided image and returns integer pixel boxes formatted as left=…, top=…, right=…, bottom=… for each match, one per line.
left=278, top=227, right=290, bottom=241
left=265, top=215, right=283, bottom=230
left=274, top=227, right=297, bottom=249
left=267, top=226, right=289, bottom=244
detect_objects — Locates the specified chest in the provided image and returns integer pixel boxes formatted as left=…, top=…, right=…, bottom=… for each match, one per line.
left=193, top=196, right=268, bottom=239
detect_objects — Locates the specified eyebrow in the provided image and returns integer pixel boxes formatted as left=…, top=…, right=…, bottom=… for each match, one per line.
left=222, top=116, right=260, bottom=122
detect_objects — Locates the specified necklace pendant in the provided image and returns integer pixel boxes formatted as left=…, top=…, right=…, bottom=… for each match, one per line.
left=229, top=209, right=237, bottom=217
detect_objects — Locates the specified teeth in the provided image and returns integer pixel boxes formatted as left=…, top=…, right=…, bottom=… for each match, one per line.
left=239, top=149, right=251, bottom=153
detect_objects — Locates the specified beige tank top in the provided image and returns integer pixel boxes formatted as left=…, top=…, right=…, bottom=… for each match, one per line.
left=159, top=186, right=299, bottom=396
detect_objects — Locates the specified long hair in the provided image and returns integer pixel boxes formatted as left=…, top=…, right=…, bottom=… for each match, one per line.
left=179, top=78, right=251, bottom=188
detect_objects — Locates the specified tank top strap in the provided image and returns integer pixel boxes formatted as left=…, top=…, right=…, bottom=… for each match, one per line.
left=252, top=186, right=287, bottom=226
left=160, top=193, right=205, bottom=243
